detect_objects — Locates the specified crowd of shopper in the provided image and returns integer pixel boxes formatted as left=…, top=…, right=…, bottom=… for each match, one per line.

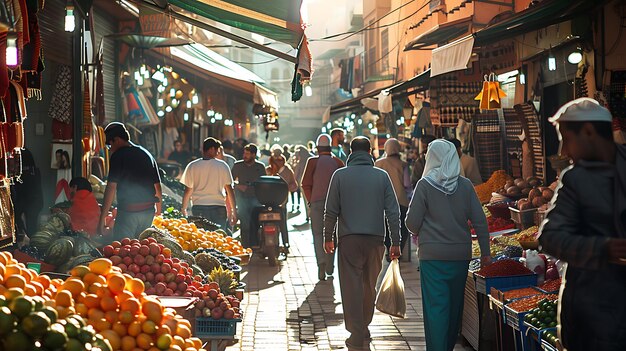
left=15, top=96, right=623, bottom=351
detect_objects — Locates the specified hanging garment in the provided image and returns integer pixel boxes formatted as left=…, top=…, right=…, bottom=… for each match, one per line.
left=0, top=178, right=15, bottom=247
left=0, top=31, right=10, bottom=98
left=339, top=59, right=351, bottom=92
left=49, top=65, right=73, bottom=123
left=353, top=55, right=362, bottom=87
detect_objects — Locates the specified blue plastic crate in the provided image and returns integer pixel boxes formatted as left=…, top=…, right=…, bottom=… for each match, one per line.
left=195, top=317, right=242, bottom=337
left=474, top=273, right=537, bottom=295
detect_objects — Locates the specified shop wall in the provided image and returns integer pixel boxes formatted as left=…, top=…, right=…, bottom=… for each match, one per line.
left=23, top=62, right=62, bottom=210
left=93, top=8, right=119, bottom=124
left=600, top=1, right=626, bottom=72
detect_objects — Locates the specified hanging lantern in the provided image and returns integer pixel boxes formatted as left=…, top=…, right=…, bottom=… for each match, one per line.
left=475, top=73, right=507, bottom=110
left=403, top=99, right=414, bottom=125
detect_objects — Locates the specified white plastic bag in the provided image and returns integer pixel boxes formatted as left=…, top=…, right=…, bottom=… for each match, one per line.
left=375, top=259, right=406, bottom=318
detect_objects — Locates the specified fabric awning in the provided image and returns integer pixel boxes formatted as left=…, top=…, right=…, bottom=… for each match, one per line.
left=429, top=0, right=606, bottom=77
left=473, top=0, right=607, bottom=46
left=108, top=34, right=192, bottom=49
left=168, top=44, right=279, bottom=108
left=404, top=17, right=472, bottom=51
left=431, top=35, right=474, bottom=77
left=168, top=0, right=304, bottom=48
left=254, top=83, right=279, bottom=108
left=389, top=69, right=431, bottom=94
left=329, top=84, right=397, bottom=115
left=170, top=44, right=265, bottom=83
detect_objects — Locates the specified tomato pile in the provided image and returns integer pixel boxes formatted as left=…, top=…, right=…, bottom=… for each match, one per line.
left=502, top=287, right=541, bottom=301
left=538, top=278, right=561, bottom=293
left=507, top=294, right=558, bottom=313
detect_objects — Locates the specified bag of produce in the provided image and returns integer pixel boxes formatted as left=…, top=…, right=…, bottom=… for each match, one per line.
left=375, top=259, right=406, bottom=318
left=524, top=249, right=545, bottom=284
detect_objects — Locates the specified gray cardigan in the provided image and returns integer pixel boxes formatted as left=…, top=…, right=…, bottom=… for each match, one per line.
left=406, top=177, right=490, bottom=260
left=323, top=151, right=401, bottom=245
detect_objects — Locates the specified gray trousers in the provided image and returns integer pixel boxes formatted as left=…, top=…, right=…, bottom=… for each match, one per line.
left=338, top=234, right=385, bottom=346
left=310, top=201, right=335, bottom=274
left=113, top=209, right=154, bottom=241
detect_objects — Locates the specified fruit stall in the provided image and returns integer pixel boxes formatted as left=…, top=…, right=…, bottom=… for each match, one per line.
left=3, top=209, right=253, bottom=350
left=461, top=170, right=559, bottom=351
left=461, top=168, right=567, bottom=351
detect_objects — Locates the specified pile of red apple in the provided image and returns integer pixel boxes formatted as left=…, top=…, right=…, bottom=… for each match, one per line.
left=194, top=282, right=241, bottom=320
left=100, top=238, right=241, bottom=320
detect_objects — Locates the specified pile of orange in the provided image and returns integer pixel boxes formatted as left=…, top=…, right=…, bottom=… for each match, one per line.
left=153, top=216, right=252, bottom=256
left=0, top=252, right=207, bottom=351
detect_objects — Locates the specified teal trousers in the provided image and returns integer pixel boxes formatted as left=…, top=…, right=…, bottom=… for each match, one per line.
left=420, top=260, right=469, bottom=351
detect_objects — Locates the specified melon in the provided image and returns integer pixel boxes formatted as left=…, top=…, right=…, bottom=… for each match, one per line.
left=45, top=238, right=75, bottom=266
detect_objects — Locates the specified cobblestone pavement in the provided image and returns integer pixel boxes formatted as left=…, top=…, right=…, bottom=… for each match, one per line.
left=227, top=207, right=473, bottom=351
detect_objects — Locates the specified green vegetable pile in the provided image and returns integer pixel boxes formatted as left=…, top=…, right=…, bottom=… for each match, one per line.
left=524, top=298, right=558, bottom=329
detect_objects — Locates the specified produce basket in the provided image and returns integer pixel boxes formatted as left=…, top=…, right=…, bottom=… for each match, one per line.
left=474, top=273, right=537, bottom=295
left=195, top=317, right=242, bottom=338
left=490, top=286, right=542, bottom=304
left=534, top=210, right=547, bottom=227
left=509, top=207, right=537, bottom=225
left=487, top=202, right=513, bottom=219
left=232, top=252, right=252, bottom=266
left=519, top=241, right=539, bottom=250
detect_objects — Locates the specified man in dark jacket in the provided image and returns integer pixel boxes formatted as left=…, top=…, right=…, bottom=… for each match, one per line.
left=539, top=98, right=626, bottom=351
left=323, top=136, right=401, bottom=351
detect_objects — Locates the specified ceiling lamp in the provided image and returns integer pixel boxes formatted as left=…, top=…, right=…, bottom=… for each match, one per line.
left=567, top=49, right=583, bottom=64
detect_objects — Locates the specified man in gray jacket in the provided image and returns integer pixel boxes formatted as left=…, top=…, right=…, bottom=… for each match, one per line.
left=539, top=98, right=626, bottom=351
left=323, top=136, right=401, bottom=351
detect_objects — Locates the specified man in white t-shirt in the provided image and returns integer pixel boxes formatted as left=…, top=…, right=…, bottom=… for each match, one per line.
left=181, top=137, right=237, bottom=234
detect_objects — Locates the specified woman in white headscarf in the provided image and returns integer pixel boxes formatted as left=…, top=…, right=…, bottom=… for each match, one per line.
left=405, top=139, right=491, bottom=351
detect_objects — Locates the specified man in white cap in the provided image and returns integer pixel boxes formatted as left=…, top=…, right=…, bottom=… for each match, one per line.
left=538, top=97, right=626, bottom=351
left=301, top=134, right=344, bottom=281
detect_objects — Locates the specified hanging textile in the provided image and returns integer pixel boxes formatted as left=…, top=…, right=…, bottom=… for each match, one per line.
left=353, top=55, right=362, bottom=88
left=0, top=178, right=15, bottom=248
left=49, top=65, right=73, bottom=123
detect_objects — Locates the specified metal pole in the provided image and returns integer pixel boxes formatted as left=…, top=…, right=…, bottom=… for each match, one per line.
left=72, top=17, right=84, bottom=178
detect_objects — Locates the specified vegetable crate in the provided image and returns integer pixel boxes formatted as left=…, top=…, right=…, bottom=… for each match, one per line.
left=524, top=324, right=557, bottom=351
left=504, top=306, right=533, bottom=351
left=474, top=273, right=537, bottom=295
left=195, top=318, right=242, bottom=338
left=490, top=286, right=543, bottom=304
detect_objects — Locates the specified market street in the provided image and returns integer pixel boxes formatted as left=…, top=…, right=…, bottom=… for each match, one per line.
left=229, top=207, right=473, bottom=351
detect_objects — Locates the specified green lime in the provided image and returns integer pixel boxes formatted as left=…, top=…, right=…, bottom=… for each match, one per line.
left=21, top=311, right=51, bottom=338
left=0, top=306, right=17, bottom=335
left=2, top=330, right=32, bottom=351
left=92, top=335, right=112, bottom=351
left=63, top=319, right=80, bottom=338
left=77, top=327, right=95, bottom=344
left=40, top=306, right=58, bottom=324
left=42, top=324, right=69, bottom=350
left=8, top=297, right=34, bottom=319
left=64, top=338, right=84, bottom=351
left=66, top=315, right=86, bottom=328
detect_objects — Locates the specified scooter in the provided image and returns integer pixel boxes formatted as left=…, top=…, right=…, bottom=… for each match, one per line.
left=254, top=176, right=289, bottom=266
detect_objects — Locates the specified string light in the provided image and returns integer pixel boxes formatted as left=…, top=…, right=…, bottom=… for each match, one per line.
left=64, top=3, right=75, bottom=32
